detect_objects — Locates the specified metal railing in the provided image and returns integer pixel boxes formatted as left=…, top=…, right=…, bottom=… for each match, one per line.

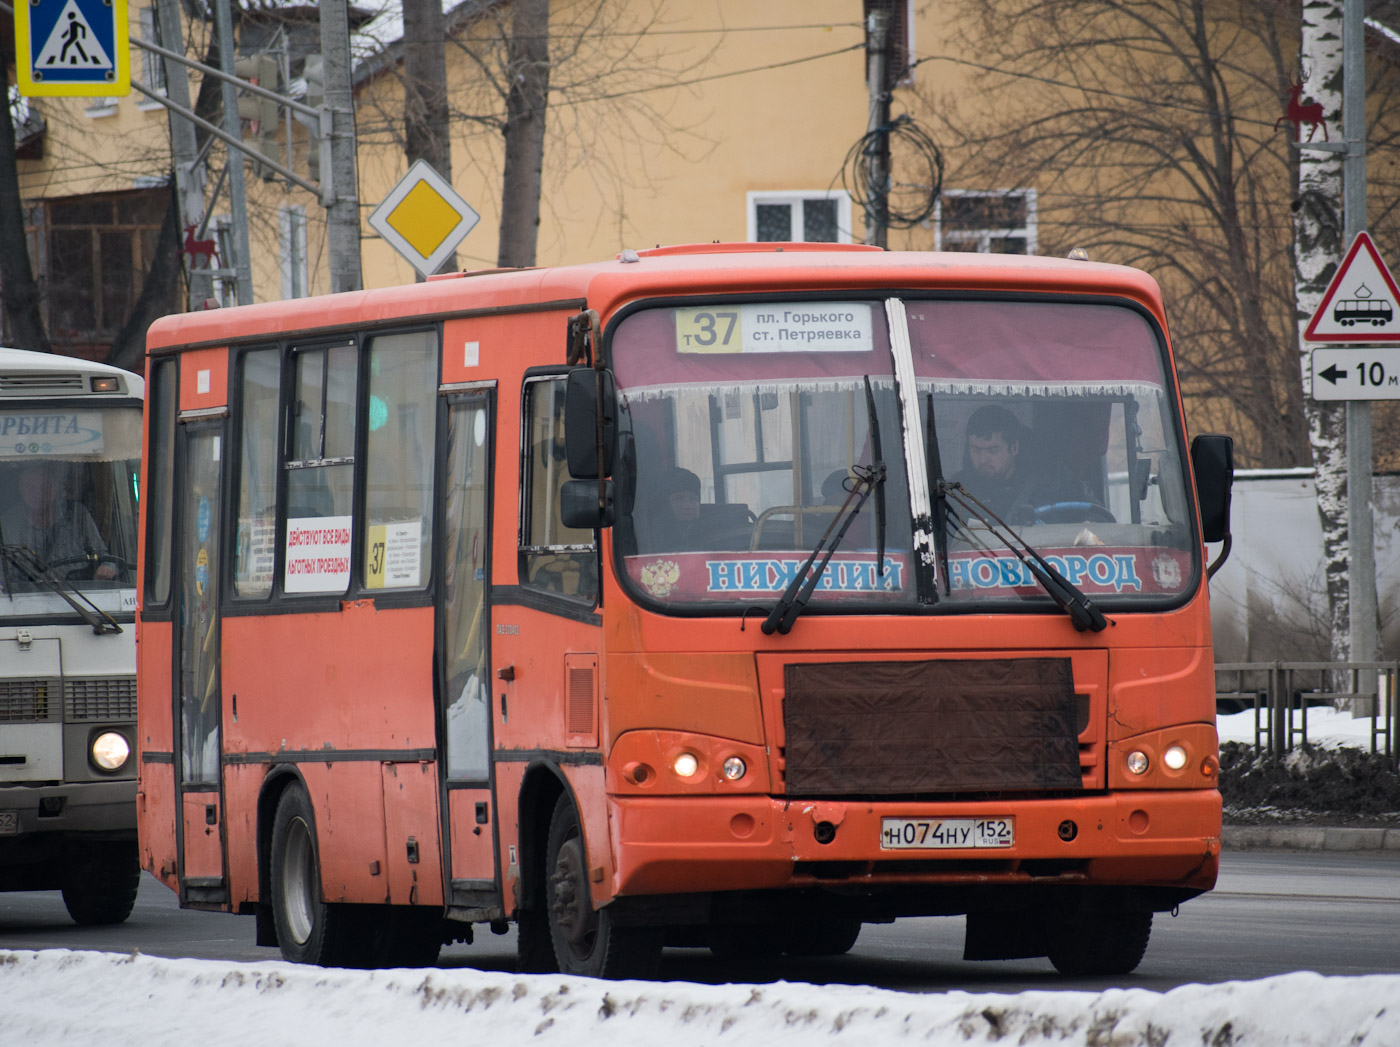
left=1215, top=661, right=1398, bottom=766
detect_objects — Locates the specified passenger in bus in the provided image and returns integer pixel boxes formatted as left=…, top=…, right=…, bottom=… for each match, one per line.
left=0, top=464, right=116, bottom=579
left=951, top=406, right=1086, bottom=522
left=821, top=469, right=853, bottom=505
left=651, top=466, right=703, bottom=551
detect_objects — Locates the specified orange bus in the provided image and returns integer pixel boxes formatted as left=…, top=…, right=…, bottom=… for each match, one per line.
left=136, top=244, right=1233, bottom=978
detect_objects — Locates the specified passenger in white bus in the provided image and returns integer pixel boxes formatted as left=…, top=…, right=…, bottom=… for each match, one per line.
left=950, top=406, right=1086, bottom=523
left=0, top=464, right=116, bottom=579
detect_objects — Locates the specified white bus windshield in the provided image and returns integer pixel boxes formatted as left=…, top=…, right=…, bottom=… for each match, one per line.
left=0, top=405, right=141, bottom=614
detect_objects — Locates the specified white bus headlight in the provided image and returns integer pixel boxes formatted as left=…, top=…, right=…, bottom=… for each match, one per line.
left=1126, top=750, right=1149, bottom=775
left=721, top=756, right=747, bottom=781
left=1163, top=745, right=1188, bottom=770
left=91, top=731, right=130, bottom=771
left=672, top=752, right=699, bottom=778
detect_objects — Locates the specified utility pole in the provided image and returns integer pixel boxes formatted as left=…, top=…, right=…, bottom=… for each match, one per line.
left=156, top=0, right=212, bottom=309
left=213, top=0, right=253, bottom=306
left=321, top=0, right=363, bottom=292
left=1343, top=0, right=1378, bottom=677
left=863, top=8, right=890, bottom=248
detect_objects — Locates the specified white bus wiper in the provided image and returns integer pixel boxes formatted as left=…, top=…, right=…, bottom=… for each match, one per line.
left=760, top=461, right=886, bottom=636
left=0, top=544, right=123, bottom=635
left=936, top=481, right=1108, bottom=633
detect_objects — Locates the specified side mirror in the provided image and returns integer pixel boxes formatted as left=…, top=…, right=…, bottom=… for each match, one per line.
left=564, top=367, right=616, bottom=479
left=1191, top=433, right=1233, bottom=579
left=561, top=477, right=615, bottom=529
left=1191, top=433, right=1233, bottom=543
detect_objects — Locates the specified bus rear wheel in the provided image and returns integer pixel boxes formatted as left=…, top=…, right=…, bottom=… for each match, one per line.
left=1047, top=910, right=1153, bottom=976
left=269, top=785, right=367, bottom=967
left=544, top=794, right=662, bottom=979
left=61, top=841, right=139, bottom=926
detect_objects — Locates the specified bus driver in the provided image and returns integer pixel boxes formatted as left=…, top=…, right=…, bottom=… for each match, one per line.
left=951, top=406, right=1085, bottom=522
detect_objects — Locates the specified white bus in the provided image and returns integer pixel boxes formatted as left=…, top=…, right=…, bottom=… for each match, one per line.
left=0, top=348, right=142, bottom=923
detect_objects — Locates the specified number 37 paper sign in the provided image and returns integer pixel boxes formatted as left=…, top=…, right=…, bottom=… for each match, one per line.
left=15, top=0, right=130, bottom=97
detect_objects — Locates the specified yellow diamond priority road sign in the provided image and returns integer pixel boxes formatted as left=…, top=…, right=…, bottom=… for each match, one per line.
left=368, top=160, right=479, bottom=278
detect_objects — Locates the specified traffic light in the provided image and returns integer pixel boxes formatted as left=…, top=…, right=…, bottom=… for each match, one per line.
left=235, top=54, right=281, bottom=181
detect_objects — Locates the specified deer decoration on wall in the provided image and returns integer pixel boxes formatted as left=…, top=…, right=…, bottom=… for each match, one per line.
left=182, top=224, right=219, bottom=269
left=1276, top=67, right=1329, bottom=142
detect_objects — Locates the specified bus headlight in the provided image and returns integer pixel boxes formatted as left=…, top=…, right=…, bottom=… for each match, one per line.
left=91, top=731, right=130, bottom=771
left=1126, top=750, right=1149, bottom=775
left=721, top=756, right=747, bottom=781
left=1163, top=745, right=1188, bottom=771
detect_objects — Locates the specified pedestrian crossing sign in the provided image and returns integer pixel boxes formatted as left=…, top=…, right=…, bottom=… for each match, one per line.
left=15, top=0, right=129, bottom=97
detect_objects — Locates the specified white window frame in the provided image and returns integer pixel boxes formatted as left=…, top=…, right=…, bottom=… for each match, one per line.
left=935, top=188, right=1038, bottom=255
left=746, top=190, right=853, bottom=244
left=279, top=205, right=308, bottom=300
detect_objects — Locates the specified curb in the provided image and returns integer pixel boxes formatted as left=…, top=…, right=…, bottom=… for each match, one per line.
left=1223, top=825, right=1400, bottom=852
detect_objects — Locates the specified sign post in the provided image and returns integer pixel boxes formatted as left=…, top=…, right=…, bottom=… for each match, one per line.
left=15, top=0, right=129, bottom=97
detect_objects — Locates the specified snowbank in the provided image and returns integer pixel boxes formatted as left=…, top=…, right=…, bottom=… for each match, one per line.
left=1217, top=705, right=1386, bottom=749
left=2, top=949, right=1396, bottom=1046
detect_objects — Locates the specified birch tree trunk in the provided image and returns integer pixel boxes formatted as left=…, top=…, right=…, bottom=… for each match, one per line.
left=498, top=0, right=550, bottom=268
left=1295, top=0, right=1349, bottom=662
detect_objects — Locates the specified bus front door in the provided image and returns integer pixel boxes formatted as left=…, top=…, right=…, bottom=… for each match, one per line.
left=438, top=393, right=498, bottom=908
left=173, top=422, right=227, bottom=907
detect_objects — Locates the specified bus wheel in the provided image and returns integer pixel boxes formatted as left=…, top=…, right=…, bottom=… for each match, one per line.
left=270, top=785, right=365, bottom=967
left=61, top=841, right=139, bottom=926
left=780, top=917, right=862, bottom=957
left=1047, top=910, right=1152, bottom=976
left=544, top=794, right=662, bottom=979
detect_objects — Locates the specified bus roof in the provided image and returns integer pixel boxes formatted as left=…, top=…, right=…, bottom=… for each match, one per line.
left=144, top=245, right=1168, bottom=355
left=0, top=347, right=143, bottom=397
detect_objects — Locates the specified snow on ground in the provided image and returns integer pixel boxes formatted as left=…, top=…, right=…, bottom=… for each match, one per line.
left=1, top=949, right=1397, bottom=1047
left=1217, top=705, right=1387, bottom=749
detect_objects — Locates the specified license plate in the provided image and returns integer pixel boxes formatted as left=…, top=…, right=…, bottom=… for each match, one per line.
left=0, top=811, right=18, bottom=836
left=880, top=816, right=1014, bottom=850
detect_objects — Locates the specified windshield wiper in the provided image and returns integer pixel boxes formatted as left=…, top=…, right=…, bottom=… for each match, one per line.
left=0, top=544, right=123, bottom=634
left=761, top=460, right=885, bottom=635
left=936, top=481, right=1108, bottom=633
left=924, top=393, right=951, bottom=595
left=863, top=377, right=888, bottom=581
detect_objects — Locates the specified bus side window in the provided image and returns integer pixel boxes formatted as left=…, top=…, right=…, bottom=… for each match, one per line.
left=145, top=359, right=176, bottom=606
left=362, top=331, right=436, bottom=592
left=520, top=376, right=597, bottom=600
left=283, top=344, right=357, bottom=595
left=233, top=348, right=280, bottom=598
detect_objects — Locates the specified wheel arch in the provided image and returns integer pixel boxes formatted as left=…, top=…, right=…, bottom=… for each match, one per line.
left=515, top=760, right=572, bottom=916
left=254, top=765, right=310, bottom=947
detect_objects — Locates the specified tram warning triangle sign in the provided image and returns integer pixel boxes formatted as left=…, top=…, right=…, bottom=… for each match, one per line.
left=1304, top=232, right=1400, bottom=344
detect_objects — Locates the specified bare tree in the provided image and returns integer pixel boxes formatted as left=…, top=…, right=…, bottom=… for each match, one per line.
left=0, top=91, right=52, bottom=354
left=402, top=0, right=457, bottom=275
left=913, top=0, right=1307, bottom=469
left=354, top=0, right=716, bottom=266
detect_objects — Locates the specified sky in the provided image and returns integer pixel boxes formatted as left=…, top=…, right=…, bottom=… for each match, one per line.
left=2, top=948, right=1398, bottom=1047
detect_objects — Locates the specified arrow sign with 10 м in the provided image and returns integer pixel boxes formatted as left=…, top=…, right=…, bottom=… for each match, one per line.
left=15, top=0, right=130, bottom=97
left=1310, top=347, right=1400, bottom=401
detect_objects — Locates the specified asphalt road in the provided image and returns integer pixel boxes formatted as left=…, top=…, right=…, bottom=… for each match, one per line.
left=2, top=850, right=1398, bottom=992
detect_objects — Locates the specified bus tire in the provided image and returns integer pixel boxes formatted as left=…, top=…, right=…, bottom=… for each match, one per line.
left=269, top=785, right=366, bottom=967
left=61, top=841, right=139, bottom=926
left=1047, top=910, right=1152, bottom=976
left=780, top=917, right=862, bottom=957
left=544, top=793, right=662, bottom=979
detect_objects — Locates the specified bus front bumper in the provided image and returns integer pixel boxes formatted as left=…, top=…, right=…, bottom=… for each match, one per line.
left=608, top=790, right=1220, bottom=899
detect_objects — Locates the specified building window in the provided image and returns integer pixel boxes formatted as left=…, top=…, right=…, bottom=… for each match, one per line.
left=747, top=191, right=852, bottom=244
left=139, top=6, right=167, bottom=93
left=279, top=205, right=307, bottom=299
left=936, top=189, right=1037, bottom=254
left=36, top=189, right=175, bottom=348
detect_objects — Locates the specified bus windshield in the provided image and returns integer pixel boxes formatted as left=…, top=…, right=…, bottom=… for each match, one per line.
left=0, top=404, right=141, bottom=614
left=609, top=296, right=1196, bottom=614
